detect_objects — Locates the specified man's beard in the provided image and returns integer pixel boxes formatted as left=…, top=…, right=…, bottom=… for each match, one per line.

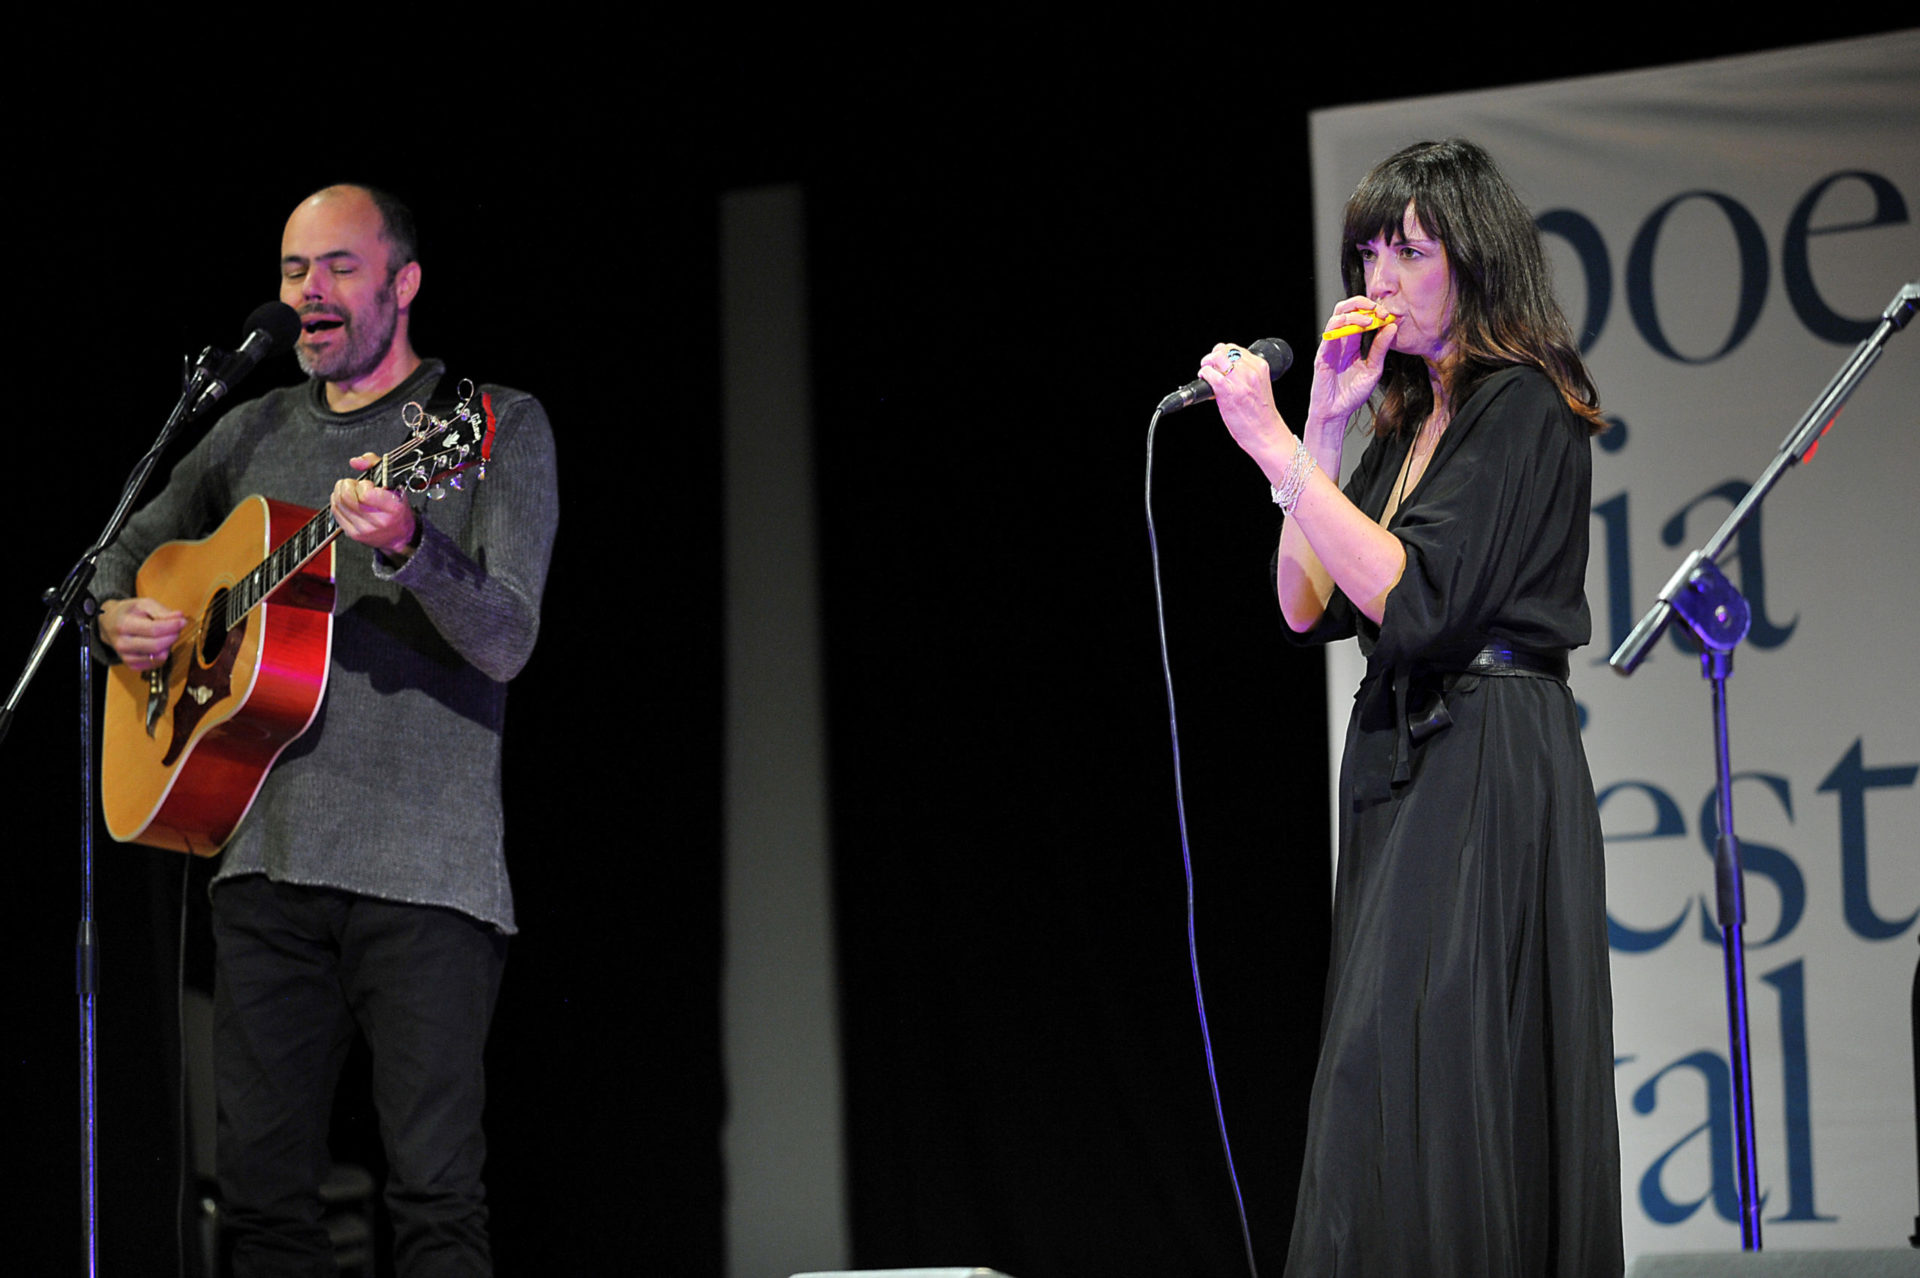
left=296, top=283, right=400, bottom=384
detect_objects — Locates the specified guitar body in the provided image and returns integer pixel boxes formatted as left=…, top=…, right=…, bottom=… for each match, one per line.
left=102, top=496, right=337, bottom=854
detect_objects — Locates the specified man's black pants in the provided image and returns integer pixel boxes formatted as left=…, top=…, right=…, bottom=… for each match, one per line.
left=212, top=875, right=507, bottom=1278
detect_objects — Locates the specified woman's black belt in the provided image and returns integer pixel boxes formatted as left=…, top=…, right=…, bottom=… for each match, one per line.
left=1404, top=645, right=1571, bottom=748
left=1458, top=644, right=1570, bottom=682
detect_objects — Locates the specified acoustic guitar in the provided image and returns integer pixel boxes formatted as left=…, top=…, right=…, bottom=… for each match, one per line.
left=102, top=383, right=495, bottom=854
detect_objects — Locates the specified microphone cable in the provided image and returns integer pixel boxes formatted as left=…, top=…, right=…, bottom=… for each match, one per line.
left=1143, top=403, right=1261, bottom=1278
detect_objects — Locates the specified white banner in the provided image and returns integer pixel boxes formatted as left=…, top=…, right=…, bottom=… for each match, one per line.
left=1310, top=31, right=1920, bottom=1258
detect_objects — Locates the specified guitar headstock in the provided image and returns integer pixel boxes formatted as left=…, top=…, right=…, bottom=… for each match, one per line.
left=377, top=378, right=498, bottom=499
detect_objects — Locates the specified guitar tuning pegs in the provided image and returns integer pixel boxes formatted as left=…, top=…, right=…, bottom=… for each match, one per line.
left=427, top=483, right=447, bottom=500
left=448, top=474, right=464, bottom=491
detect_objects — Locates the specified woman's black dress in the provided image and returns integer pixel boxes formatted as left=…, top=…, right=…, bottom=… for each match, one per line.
left=1283, top=365, right=1623, bottom=1277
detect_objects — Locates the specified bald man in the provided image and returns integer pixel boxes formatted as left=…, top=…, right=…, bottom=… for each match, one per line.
left=97, top=185, right=557, bottom=1277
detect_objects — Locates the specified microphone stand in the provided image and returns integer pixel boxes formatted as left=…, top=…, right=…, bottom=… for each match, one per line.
left=0, top=341, right=250, bottom=1276
left=1610, top=280, right=1917, bottom=1253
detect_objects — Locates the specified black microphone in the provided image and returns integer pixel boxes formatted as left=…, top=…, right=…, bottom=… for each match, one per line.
left=1157, top=337, right=1294, bottom=414
left=191, top=301, right=302, bottom=415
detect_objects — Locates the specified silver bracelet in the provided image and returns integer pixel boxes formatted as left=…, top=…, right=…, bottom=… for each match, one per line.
left=1269, top=440, right=1319, bottom=515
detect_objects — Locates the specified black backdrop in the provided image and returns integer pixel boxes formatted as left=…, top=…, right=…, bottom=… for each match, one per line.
left=6, top=25, right=1904, bottom=1276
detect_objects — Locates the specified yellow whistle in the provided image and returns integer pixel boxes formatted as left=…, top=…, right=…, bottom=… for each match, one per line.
left=1322, top=311, right=1393, bottom=340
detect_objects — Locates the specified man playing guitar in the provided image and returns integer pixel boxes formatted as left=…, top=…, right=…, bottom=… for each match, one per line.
left=96, top=184, right=557, bottom=1277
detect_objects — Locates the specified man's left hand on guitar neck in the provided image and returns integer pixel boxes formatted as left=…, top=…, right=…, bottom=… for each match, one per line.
left=334, top=452, right=419, bottom=564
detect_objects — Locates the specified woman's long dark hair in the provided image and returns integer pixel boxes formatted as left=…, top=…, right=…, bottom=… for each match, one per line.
left=1339, top=139, right=1603, bottom=437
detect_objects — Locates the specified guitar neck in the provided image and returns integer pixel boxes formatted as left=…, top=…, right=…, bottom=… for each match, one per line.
left=226, top=507, right=342, bottom=620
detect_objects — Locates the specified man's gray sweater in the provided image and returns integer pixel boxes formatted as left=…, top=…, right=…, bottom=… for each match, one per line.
left=95, top=360, right=557, bottom=932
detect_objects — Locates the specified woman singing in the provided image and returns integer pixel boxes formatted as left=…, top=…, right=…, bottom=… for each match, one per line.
left=1202, top=139, right=1623, bottom=1276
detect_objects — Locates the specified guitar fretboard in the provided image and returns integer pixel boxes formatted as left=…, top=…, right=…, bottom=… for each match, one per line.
left=214, top=508, right=341, bottom=633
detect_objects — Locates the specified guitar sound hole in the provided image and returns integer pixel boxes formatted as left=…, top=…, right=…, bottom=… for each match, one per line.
left=199, top=589, right=235, bottom=665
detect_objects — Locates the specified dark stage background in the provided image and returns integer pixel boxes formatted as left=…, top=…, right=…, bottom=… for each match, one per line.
left=6, top=24, right=1905, bottom=1276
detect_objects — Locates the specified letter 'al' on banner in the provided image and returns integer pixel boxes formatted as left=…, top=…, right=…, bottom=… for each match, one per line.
left=1309, top=30, right=1920, bottom=1259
